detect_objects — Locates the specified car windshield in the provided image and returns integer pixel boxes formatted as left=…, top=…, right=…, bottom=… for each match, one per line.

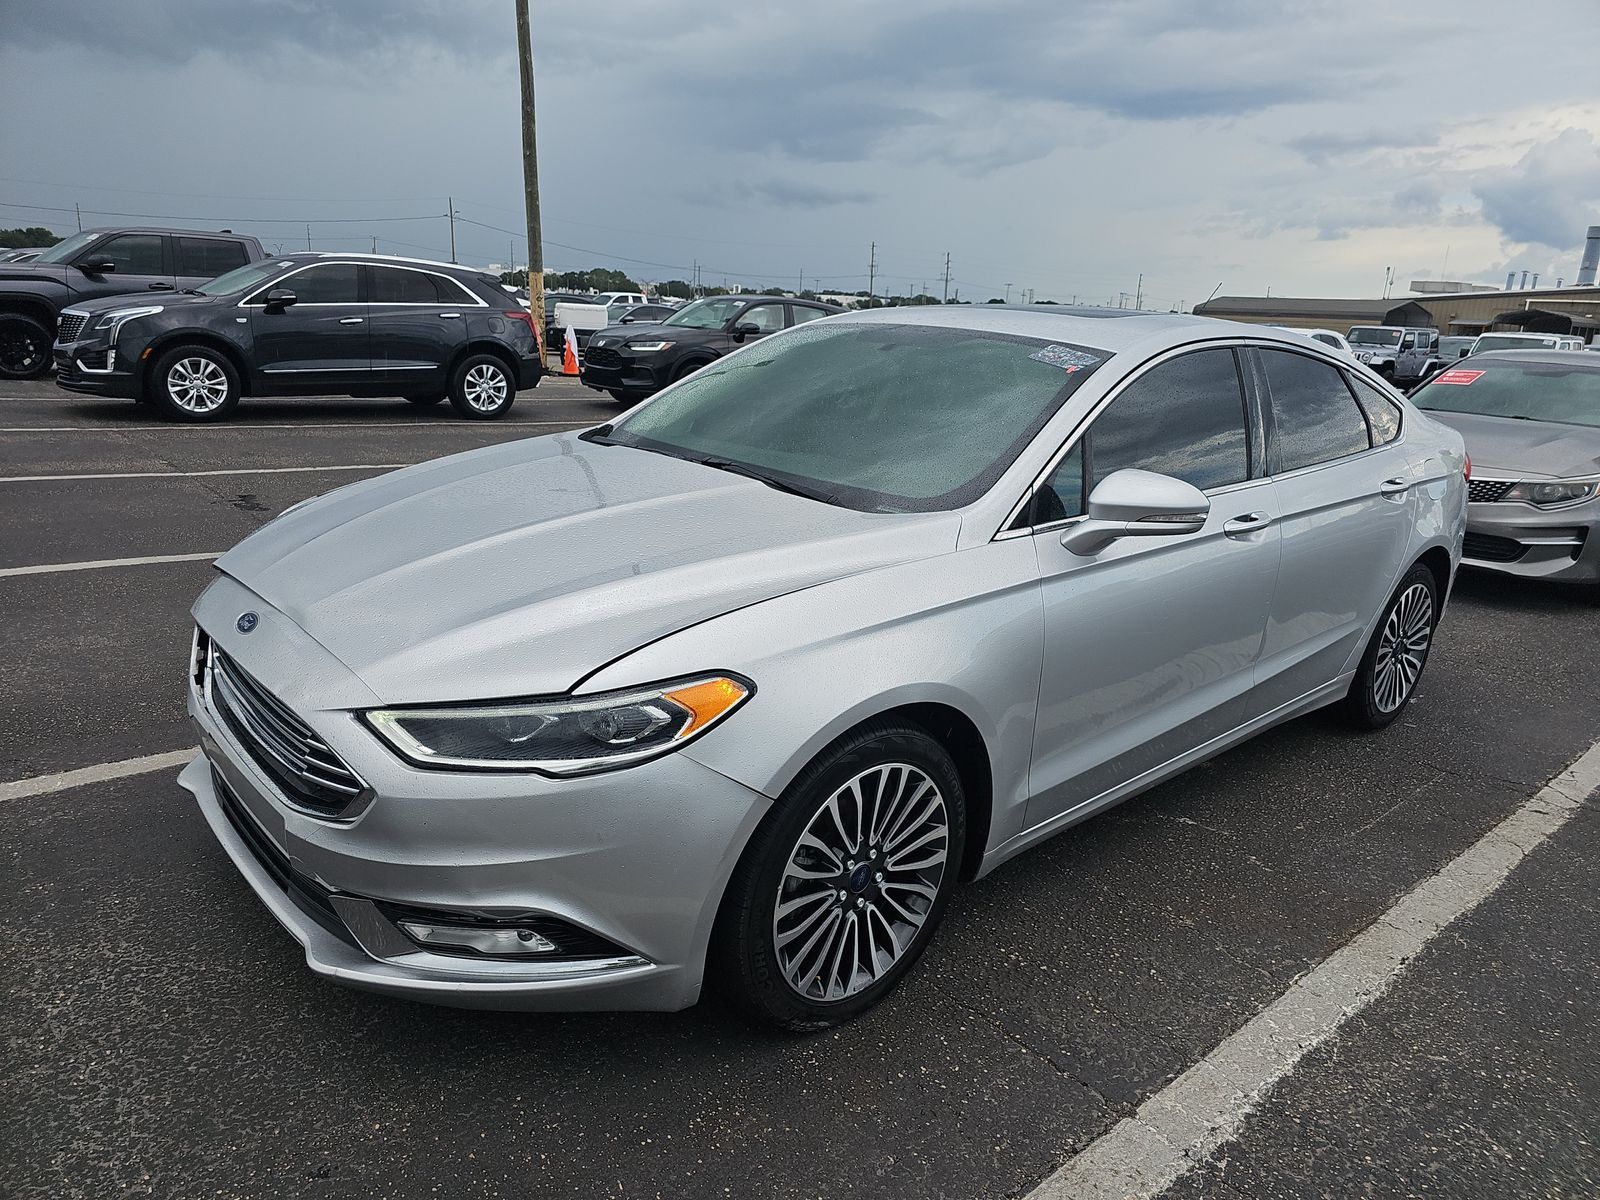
left=605, top=322, right=1108, bottom=512
left=1412, top=360, right=1600, bottom=428
left=31, top=231, right=100, bottom=264
left=195, top=260, right=283, bottom=295
left=1473, top=334, right=1551, bottom=352
left=663, top=297, right=745, bottom=329
left=1348, top=328, right=1402, bottom=346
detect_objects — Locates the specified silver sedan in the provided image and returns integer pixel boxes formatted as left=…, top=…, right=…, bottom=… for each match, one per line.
left=183, top=308, right=1467, bottom=1029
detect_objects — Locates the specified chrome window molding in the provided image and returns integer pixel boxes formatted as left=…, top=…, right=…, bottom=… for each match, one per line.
left=237, top=261, right=487, bottom=308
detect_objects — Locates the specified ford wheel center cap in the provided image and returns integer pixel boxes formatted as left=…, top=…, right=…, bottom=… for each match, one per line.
left=236, top=612, right=259, bottom=633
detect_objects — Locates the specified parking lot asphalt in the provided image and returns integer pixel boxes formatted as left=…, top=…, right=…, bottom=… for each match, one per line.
left=3, top=377, right=1597, bottom=1199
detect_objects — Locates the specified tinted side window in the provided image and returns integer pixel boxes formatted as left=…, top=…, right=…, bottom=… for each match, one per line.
left=176, top=237, right=247, bottom=277
left=1262, top=349, right=1371, bottom=471
left=1347, top=375, right=1402, bottom=444
left=281, top=263, right=361, bottom=304
left=371, top=267, right=441, bottom=304
left=91, top=234, right=164, bottom=275
left=1032, top=442, right=1085, bottom=525
left=790, top=305, right=828, bottom=325
left=1088, top=348, right=1250, bottom=491
left=739, top=303, right=786, bottom=333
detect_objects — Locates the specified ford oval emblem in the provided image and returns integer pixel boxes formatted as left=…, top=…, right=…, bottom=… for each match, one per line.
left=236, top=612, right=259, bottom=634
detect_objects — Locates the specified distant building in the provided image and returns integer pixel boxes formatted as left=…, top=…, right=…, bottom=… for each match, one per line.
left=1193, top=295, right=1432, bottom=330
left=1195, top=285, right=1600, bottom=341
left=1407, top=280, right=1499, bottom=294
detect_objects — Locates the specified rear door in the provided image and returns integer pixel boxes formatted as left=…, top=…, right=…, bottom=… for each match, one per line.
left=1249, top=347, right=1417, bottom=715
left=366, top=265, right=473, bottom=391
left=173, top=235, right=250, bottom=290
left=245, top=262, right=370, bottom=388
left=1026, top=346, right=1282, bottom=828
left=65, top=232, right=174, bottom=302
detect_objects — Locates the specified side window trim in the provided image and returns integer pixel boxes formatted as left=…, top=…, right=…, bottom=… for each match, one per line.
left=1000, top=340, right=1259, bottom=538
left=1253, top=344, right=1384, bottom=478
left=242, top=261, right=365, bottom=307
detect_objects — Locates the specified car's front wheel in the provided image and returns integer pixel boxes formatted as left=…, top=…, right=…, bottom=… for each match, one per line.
left=150, top=345, right=241, bottom=422
left=1341, top=563, right=1439, bottom=729
left=448, top=354, right=515, bottom=419
left=0, top=312, right=52, bottom=379
left=712, top=720, right=965, bottom=1030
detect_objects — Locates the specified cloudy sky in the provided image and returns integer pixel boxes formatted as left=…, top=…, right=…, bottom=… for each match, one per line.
left=3, top=0, right=1598, bottom=307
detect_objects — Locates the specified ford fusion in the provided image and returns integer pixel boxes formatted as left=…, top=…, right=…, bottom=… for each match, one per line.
left=184, top=308, right=1467, bottom=1029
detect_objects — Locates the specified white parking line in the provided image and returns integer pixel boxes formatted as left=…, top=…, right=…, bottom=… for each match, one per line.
left=1, top=748, right=197, bottom=803
left=0, top=463, right=412, bottom=483
left=1028, top=737, right=1600, bottom=1200
left=0, top=420, right=587, bottom=433
left=0, top=551, right=221, bottom=578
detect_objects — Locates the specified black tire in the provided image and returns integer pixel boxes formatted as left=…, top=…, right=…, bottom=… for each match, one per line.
left=447, top=354, right=516, bottom=420
left=403, top=392, right=446, bottom=407
left=606, top=389, right=639, bottom=404
left=148, top=345, right=241, bottom=423
left=1340, top=563, right=1439, bottom=730
left=711, top=720, right=966, bottom=1031
left=672, top=358, right=710, bottom=383
left=0, top=311, right=52, bottom=380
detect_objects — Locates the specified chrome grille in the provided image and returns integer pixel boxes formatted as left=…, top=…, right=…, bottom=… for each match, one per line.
left=1468, top=479, right=1516, bottom=503
left=207, top=642, right=367, bottom=817
left=57, top=311, right=89, bottom=342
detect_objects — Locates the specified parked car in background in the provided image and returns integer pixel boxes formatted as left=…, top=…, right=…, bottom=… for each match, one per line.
left=53, top=252, right=541, bottom=422
left=1470, top=331, right=1585, bottom=354
left=611, top=302, right=676, bottom=324
left=542, top=290, right=599, bottom=351
left=594, top=290, right=648, bottom=309
left=0, top=248, right=45, bottom=263
left=1346, top=325, right=1448, bottom=385
left=182, top=309, right=1465, bottom=1029
left=0, top=226, right=267, bottom=379
left=1410, top=350, right=1599, bottom=598
left=1437, top=336, right=1475, bottom=362
left=581, top=294, right=842, bottom=402
left=1268, top=326, right=1354, bottom=357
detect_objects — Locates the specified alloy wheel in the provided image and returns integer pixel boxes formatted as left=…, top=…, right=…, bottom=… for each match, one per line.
left=773, top=762, right=950, bottom=1002
left=166, top=356, right=230, bottom=413
left=0, top=326, right=45, bottom=375
left=463, top=363, right=508, bottom=412
left=1371, top=582, right=1433, bottom=713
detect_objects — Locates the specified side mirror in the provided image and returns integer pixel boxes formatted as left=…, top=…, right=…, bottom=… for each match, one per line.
left=620, top=316, right=634, bottom=324
left=263, top=288, right=298, bottom=311
left=731, top=322, right=761, bottom=342
left=78, top=256, right=116, bottom=274
left=1059, top=469, right=1210, bottom=556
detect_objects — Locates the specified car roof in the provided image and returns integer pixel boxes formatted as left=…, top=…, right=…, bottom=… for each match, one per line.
left=1467, top=349, right=1600, bottom=368
left=283, top=251, right=487, bottom=278
left=831, top=305, right=1316, bottom=355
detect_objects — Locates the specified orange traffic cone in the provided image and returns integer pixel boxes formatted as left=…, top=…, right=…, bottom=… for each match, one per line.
left=561, top=327, right=580, bottom=376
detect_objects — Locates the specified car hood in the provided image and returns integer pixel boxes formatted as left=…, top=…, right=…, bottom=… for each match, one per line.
left=214, top=434, right=961, bottom=704
left=0, top=261, right=67, bottom=286
left=65, top=290, right=220, bottom=316
left=1427, top=410, right=1600, bottom=478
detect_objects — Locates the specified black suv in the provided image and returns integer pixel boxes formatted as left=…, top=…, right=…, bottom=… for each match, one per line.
left=580, top=294, right=843, bottom=402
left=0, top=226, right=267, bottom=379
left=54, top=253, right=543, bottom=422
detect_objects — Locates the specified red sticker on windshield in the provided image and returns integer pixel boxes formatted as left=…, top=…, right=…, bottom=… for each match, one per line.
left=1433, top=369, right=1484, bottom=385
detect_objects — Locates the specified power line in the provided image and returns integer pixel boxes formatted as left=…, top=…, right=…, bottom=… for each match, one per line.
left=0, top=200, right=442, bottom=224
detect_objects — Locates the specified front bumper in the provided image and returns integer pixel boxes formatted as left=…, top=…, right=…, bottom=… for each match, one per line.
left=1461, top=500, right=1599, bottom=584
left=579, top=352, right=662, bottom=396
left=183, top=578, right=771, bottom=1011
left=52, top=333, right=141, bottom=398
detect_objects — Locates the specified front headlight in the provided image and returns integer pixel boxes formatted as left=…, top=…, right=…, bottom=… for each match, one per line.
left=625, top=340, right=674, bottom=352
left=364, top=674, right=751, bottom=775
left=1500, top=478, right=1600, bottom=508
left=94, top=305, right=164, bottom=342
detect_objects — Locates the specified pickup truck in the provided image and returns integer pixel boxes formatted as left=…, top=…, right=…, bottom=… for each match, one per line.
left=1344, top=325, right=1448, bottom=385
left=0, top=226, right=268, bottom=378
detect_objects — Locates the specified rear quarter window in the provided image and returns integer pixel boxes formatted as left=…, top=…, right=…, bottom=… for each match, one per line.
left=1261, top=349, right=1371, bottom=472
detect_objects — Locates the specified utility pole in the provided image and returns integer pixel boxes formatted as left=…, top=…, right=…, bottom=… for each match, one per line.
left=515, top=0, right=545, bottom=339
left=1005, top=282, right=1013, bottom=303
left=867, top=242, right=877, bottom=304
left=799, top=267, right=803, bottom=293
left=1135, top=273, right=1143, bottom=310
left=447, top=195, right=458, bottom=264
left=942, top=252, right=951, bottom=304
left=305, top=224, right=312, bottom=251
left=371, top=235, right=378, bottom=253
left=74, top=202, right=82, bottom=232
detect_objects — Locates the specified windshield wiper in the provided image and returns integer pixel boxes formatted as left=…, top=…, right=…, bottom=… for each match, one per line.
left=696, top=457, right=839, bottom=505
left=577, top=424, right=620, bottom=445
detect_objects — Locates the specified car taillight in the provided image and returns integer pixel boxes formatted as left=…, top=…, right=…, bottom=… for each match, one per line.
left=1464, top=453, right=1472, bottom=481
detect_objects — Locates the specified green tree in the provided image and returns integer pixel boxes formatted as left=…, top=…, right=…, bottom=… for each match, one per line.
left=656, top=279, right=694, bottom=299
left=0, top=226, right=60, bottom=249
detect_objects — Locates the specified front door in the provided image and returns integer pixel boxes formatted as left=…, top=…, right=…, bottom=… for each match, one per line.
left=1026, top=347, right=1281, bottom=829
left=66, top=231, right=175, bottom=303
left=245, top=262, right=371, bottom=389
left=365, top=264, right=471, bottom=392
left=1249, top=347, right=1417, bottom=715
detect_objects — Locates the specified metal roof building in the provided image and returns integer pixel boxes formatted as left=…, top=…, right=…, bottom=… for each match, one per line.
left=1195, top=286, right=1600, bottom=340
left=1192, top=295, right=1433, bottom=330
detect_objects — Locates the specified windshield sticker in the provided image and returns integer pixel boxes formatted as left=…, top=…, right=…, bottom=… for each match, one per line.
left=1029, top=344, right=1102, bottom=372
left=1433, top=369, right=1484, bottom=386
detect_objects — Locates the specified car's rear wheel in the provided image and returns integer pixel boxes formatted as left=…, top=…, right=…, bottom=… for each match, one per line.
left=150, top=345, right=241, bottom=422
left=403, top=392, right=446, bottom=407
left=712, top=720, right=965, bottom=1031
left=1341, top=563, right=1438, bottom=729
left=448, top=354, right=515, bottom=419
left=0, top=312, right=52, bottom=379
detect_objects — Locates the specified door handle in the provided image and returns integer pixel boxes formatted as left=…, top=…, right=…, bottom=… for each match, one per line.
left=148, top=282, right=173, bottom=290
left=1379, top=477, right=1410, bottom=497
left=1223, top=511, right=1270, bottom=538
left=338, top=317, right=364, bottom=325
left=438, top=312, right=461, bottom=319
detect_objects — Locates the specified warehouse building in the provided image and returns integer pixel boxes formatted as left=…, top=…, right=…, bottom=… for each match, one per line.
left=1195, top=284, right=1600, bottom=342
